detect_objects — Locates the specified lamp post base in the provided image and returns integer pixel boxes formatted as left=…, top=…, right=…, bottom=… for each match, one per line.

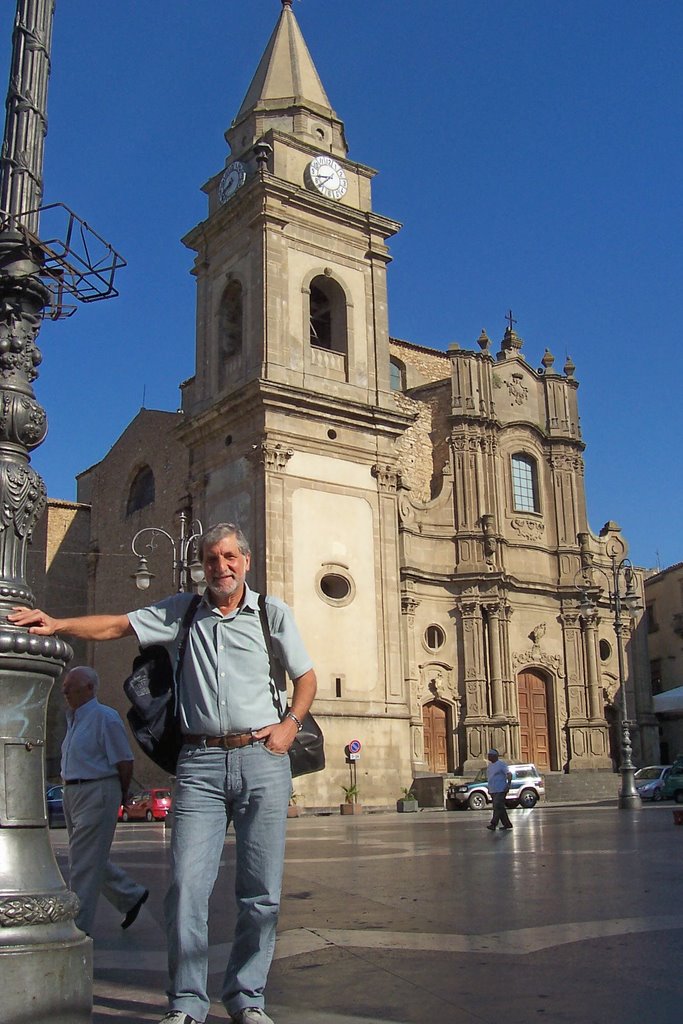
left=617, top=767, right=641, bottom=810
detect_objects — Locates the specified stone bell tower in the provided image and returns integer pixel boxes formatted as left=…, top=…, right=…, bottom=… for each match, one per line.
left=177, top=1, right=415, bottom=804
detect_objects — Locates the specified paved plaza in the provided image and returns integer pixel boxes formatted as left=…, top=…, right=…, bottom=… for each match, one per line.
left=51, top=801, right=683, bottom=1024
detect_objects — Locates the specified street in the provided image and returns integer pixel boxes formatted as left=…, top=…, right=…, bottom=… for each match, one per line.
left=52, top=802, right=683, bottom=1024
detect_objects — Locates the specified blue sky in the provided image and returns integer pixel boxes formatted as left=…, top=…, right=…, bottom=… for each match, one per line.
left=0, top=0, right=680, bottom=570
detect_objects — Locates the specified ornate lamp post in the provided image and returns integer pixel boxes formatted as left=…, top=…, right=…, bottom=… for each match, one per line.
left=131, top=511, right=204, bottom=593
left=576, top=532, right=643, bottom=810
left=0, top=3, right=124, bottom=1019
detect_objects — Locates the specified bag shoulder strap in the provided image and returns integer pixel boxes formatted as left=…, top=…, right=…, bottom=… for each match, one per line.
left=258, top=593, right=287, bottom=718
left=174, top=593, right=201, bottom=685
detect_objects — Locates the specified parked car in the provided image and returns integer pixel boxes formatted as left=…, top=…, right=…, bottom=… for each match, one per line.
left=447, top=763, right=545, bottom=811
left=634, top=765, right=671, bottom=801
left=46, top=784, right=66, bottom=827
left=120, top=788, right=172, bottom=822
left=662, top=761, right=683, bottom=803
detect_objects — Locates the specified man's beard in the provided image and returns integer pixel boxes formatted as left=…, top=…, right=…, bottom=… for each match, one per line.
left=208, top=574, right=243, bottom=601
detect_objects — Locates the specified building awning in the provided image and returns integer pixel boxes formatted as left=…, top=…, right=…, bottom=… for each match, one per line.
left=653, top=686, right=683, bottom=714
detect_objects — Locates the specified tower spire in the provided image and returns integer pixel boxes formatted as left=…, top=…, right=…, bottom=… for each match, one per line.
left=225, top=0, right=347, bottom=159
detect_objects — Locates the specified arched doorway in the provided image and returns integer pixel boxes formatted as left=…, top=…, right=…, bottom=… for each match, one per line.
left=517, top=670, right=551, bottom=770
left=422, top=701, right=449, bottom=774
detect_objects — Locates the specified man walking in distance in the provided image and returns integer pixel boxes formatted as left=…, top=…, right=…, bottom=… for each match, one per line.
left=486, top=748, right=513, bottom=831
left=59, top=666, right=149, bottom=935
left=10, top=523, right=317, bottom=1024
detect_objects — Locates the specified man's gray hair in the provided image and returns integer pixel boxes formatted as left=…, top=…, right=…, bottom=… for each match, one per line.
left=198, top=523, right=251, bottom=560
left=67, top=665, right=99, bottom=693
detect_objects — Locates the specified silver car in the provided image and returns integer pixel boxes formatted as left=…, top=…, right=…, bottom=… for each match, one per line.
left=447, top=763, right=545, bottom=811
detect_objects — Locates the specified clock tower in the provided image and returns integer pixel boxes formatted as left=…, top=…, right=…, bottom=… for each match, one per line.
left=178, top=1, right=415, bottom=803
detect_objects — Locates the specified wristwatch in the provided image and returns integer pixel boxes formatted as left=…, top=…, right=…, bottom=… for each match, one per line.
left=285, top=711, right=304, bottom=732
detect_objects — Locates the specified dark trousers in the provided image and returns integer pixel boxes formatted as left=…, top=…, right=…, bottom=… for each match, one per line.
left=490, top=791, right=512, bottom=828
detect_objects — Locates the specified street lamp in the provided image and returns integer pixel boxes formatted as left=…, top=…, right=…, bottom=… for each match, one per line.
left=576, top=532, right=643, bottom=810
left=131, top=510, right=204, bottom=593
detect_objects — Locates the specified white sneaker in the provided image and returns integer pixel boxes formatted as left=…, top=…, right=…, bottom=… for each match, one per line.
left=159, top=1013, right=199, bottom=1024
left=231, top=1009, right=275, bottom=1024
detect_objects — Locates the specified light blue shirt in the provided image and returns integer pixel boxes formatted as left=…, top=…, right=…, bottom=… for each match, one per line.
left=61, top=698, right=134, bottom=780
left=127, top=585, right=313, bottom=736
left=487, top=759, right=510, bottom=794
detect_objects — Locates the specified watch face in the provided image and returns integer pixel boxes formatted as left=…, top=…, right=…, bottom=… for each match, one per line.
left=307, top=156, right=348, bottom=200
left=218, top=161, right=247, bottom=204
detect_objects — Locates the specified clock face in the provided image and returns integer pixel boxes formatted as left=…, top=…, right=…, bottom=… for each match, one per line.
left=307, top=156, right=348, bottom=200
left=218, top=161, right=247, bottom=204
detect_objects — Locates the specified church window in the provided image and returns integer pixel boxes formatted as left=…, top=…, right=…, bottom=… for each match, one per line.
left=316, top=564, right=355, bottom=607
left=390, top=358, right=405, bottom=391
left=424, top=624, right=446, bottom=652
left=309, top=275, right=347, bottom=355
left=126, top=466, right=155, bottom=515
left=218, top=280, right=243, bottom=374
left=511, top=453, right=540, bottom=513
left=599, top=639, right=612, bottom=661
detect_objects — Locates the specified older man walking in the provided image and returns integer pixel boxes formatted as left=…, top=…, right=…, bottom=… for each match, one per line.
left=486, top=748, right=513, bottom=831
left=60, top=666, right=148, bottom=935
left=11, top=522, right=317, bottom=1024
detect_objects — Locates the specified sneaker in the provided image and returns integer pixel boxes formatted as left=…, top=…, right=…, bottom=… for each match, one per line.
left=159, top=1013, right=199, bottom=1024
left=486, top=824, right=496, bottom=831
left=231, top=1009, right=275, bottom=1024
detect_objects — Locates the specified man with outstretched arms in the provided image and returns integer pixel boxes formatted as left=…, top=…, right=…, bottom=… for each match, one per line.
left=10, top=522, right=317, bottom=1024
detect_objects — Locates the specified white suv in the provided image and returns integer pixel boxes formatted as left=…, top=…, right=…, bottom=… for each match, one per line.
left=447, top=763, right=545, bottom=811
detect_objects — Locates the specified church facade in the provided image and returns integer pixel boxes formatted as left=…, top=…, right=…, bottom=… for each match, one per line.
left=64, top=2, right=657, bottom=806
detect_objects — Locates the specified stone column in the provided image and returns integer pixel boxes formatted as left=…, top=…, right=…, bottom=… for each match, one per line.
left=582, top=611, right=603, bottom=721
left=460, top=598, right=489, bottom=772
left=485, top=602, right=504, bottom=717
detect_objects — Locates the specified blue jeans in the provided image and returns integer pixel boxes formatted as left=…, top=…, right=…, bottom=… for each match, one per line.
left=165, top=742, right=291, bottom=1021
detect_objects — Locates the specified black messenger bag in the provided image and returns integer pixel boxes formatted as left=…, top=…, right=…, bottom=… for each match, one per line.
left=123, top=595, right=200, bottom=774
left=257, top=594, right=325, bottom=778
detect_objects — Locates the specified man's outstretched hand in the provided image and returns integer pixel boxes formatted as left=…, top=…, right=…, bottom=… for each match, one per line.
left=7, top=608, right=58, bottom=634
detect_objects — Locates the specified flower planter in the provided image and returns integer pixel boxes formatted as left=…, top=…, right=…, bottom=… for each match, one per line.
left=396, top=798, right=418, bottom=813
left=287, top=805, right=300, bottom=818
left=340, top=803, right=363, bottom=815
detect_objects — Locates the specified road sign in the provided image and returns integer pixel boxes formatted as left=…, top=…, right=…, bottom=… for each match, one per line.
left=348, top=752, right=360, bottom=761
left=348, top=739, right=362, bottom=754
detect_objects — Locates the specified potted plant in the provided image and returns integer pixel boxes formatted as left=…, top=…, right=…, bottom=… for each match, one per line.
left=287, top=792, right=300, bottom=818
left=396, top=786, right=418, bottom=813
left=340, top=783, right=362, bottom=815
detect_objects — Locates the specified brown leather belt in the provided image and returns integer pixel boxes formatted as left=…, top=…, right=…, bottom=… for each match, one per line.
left=184, top=732, right=256, bottom=750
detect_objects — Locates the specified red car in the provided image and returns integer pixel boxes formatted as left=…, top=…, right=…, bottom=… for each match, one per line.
left=120, top=788, right=172, bottom=822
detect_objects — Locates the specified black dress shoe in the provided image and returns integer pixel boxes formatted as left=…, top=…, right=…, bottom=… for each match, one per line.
left=121, top=889, right=149, bottom=929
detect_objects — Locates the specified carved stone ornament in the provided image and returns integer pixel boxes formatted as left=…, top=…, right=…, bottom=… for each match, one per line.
left=417, top=663, right=458, bottom=705
left=548, top=452, right=584, bottom=475
left=529, top=623, right=546, bottom=645
left=512, top=647, right=563, bottom=676
left=398, top=491, right=417, bottom=525
left=249, top=441, right=293, bottom=471
left=504, top=373, right=528, bottom=406
left=451, top=434, right=496, bottom=455
left=510, top=517, right=545, bottom=540
left=401, top=594, right=420, bottom=618
left=371, top=463, right=398, bottom=492
left=0, top=890, right=79, bottom=927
